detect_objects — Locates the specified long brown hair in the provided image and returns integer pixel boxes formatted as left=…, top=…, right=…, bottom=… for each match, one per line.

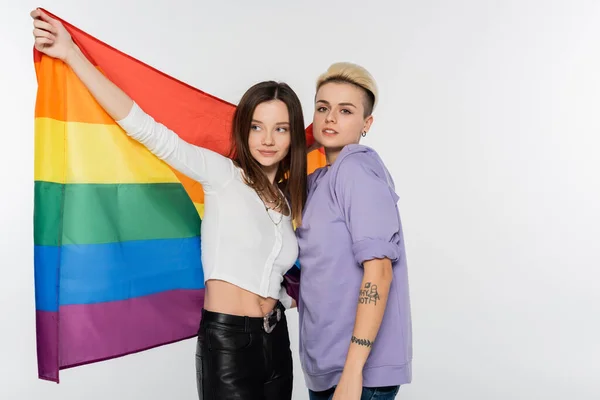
left=228, top=81, right=307, bottom=226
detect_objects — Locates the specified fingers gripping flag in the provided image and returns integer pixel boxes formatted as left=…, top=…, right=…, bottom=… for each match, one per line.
left=33, top=8, right=326, bottom=382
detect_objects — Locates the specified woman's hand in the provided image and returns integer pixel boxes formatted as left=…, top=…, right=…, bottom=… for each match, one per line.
left=29, top=8, right=133, bottom=121
left=332, top=369, right=363, bottom=400
left=30, top=8, right=75, bottom=61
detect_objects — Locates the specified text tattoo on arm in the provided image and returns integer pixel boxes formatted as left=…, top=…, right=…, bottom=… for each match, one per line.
left=359, top=282, right=380, bottom=305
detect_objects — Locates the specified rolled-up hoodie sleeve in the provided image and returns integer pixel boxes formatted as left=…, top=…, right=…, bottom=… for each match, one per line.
left=334, top=152, right=402, bottom=266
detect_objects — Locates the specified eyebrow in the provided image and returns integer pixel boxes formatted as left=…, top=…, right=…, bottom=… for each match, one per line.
left=251, top=119, right=290, bottom=125
left=316, top=100, right=357, bottom=108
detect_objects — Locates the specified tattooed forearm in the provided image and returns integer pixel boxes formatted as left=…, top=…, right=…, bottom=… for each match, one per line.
left=341, top=260, right=392, bottom=371
left=358, top=282, right=380, bottom=305
left=351, top=336, right=373, bottom=348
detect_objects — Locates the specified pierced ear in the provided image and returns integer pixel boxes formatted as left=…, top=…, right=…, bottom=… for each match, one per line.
left=362, top=115, right=374, bottom=134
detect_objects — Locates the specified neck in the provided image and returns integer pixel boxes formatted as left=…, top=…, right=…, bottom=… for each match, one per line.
left=325, top=147, right=342, bottom=166
left=261, top=163, right=279, bottom=184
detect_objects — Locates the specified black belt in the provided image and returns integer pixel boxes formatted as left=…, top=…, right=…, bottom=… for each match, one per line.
left=201, top=301, right=285, bottom=334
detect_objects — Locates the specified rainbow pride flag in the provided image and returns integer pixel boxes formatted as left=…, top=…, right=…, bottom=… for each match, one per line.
left=33, top=9, right=326, bottom=383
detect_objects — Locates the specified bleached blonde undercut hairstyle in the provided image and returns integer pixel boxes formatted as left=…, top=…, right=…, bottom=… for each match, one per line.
left=316, top=62, right=378, bottom=117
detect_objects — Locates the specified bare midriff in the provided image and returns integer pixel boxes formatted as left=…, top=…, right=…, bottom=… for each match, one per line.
left=203, top=279, right=279, bottom=317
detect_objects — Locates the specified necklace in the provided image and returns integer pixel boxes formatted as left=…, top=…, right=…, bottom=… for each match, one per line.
left=264, top=197, right=284, bottom=225
left=265, top=205, right=283, bottom=225
left=261, top=190, right=285, bottom=226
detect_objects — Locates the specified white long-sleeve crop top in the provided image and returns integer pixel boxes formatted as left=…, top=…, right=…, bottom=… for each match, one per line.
left=116, top=102, right=296, bottom=308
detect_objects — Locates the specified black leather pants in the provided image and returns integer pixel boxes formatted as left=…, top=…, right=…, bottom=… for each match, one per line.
left=195, top=302, right=293, bottom=400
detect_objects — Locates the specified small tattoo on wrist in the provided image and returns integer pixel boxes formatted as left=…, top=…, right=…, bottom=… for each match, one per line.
left=359, top=282, right=380, bottom=305
left=351, top=336, right=373, bottom=348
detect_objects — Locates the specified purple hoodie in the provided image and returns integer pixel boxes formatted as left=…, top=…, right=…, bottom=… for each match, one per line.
left=296, top=144, right=413, bottom=391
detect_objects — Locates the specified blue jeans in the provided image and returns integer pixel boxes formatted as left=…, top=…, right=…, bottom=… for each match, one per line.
left=309, top=385, right=400, bottom=400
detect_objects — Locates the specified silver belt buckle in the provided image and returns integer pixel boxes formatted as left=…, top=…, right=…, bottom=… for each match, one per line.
left=263, top=307, right=282, bottom=333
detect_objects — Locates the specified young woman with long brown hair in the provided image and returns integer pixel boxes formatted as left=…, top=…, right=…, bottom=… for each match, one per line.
left=30, top=8, right=306, bottom=400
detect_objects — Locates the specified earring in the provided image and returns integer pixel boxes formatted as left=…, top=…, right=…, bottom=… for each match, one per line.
left=361, top=131, right=367, bottom=137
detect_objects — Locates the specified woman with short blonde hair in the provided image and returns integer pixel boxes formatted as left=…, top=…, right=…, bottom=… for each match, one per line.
left=297, top=62, right=413, bottom=400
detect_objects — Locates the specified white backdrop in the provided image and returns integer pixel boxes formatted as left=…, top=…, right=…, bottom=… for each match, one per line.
left=1, top=1, right=599, bottom=399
